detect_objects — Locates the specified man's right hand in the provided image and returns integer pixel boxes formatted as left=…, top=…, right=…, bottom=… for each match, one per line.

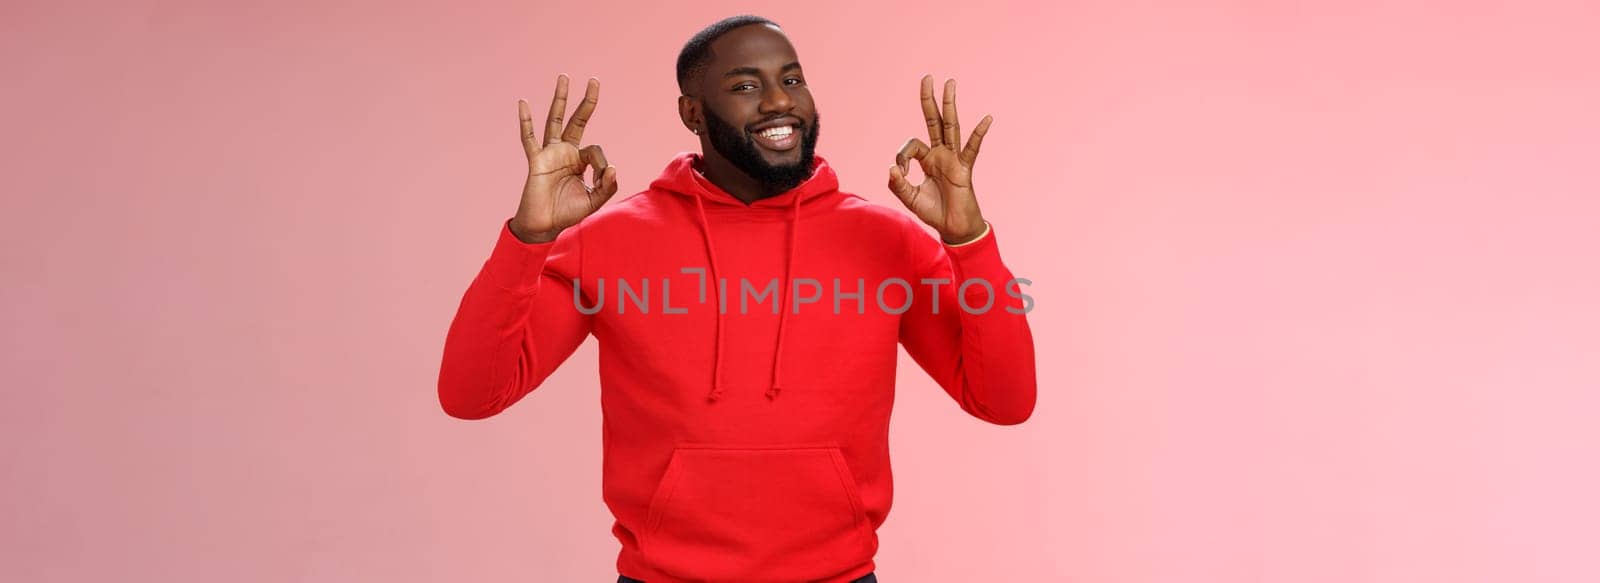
left=510, top=74, right=619, bottom=244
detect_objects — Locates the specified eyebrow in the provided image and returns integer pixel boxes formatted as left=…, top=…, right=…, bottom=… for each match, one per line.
left=722, top=62, right=802, bottom=79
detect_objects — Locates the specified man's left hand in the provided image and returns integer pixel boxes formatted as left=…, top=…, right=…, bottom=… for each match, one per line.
left=888, top=74, right=992, bottom=245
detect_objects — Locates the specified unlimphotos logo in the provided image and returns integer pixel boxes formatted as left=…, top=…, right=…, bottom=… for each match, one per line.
left=572, top=267, right=1033, bottom=316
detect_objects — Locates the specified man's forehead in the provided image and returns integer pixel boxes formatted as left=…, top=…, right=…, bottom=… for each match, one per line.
left=708, top=25, right=799, bottom=72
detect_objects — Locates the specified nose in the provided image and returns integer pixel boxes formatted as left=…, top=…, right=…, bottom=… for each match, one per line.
left=758, top=82, right=795, bottom=115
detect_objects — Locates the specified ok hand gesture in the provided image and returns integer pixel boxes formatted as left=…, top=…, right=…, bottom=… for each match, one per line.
left=888, top=75, right=992, bottom=245
left=511, top=75, right=619, bottom=244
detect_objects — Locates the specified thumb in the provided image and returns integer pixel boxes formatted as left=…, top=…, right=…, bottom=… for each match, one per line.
left=591, top=166, right=620, bottom=208
left=887, top=165, right=918, bottom=208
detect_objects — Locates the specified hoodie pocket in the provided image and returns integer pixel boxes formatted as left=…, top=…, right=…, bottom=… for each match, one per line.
left=640, top=443, right=873, bottom=581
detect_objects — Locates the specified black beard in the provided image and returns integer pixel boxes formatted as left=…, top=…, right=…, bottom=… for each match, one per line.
left=703, top=108, right=821, bottom=195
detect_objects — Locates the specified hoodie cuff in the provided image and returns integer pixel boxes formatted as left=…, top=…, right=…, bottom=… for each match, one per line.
left=944, top=220, right=1000, bottom=261
left=482, top=218, right=558, bottom=293
left=943, top=221, right=1014, bottom=300
left=943, top=221, right=992, bottom=248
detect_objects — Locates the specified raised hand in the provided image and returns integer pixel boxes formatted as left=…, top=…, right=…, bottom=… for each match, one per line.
left=887, top=75, right=993, bottom=245
left=510, top=74, right=619, bottom=244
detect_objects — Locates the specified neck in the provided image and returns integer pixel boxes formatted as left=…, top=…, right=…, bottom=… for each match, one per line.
left=696, top=151, right=783, bottom=205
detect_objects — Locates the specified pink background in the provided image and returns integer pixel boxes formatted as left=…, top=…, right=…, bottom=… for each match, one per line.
left=4, top=0, right=1599, bottom=581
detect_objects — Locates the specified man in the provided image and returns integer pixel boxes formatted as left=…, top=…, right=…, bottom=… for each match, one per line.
left=439, top=15, right=1037, bottom=583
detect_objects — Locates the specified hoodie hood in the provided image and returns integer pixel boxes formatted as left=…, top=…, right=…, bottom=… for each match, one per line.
left=649, top=151, right=840, bottom=208
left=648, top=151, right=840, bottom=403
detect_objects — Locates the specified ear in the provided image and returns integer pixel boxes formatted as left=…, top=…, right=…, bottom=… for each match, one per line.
left=678, top=94, right=703, bottom=135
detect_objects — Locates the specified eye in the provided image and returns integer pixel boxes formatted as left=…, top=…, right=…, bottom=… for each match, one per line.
left=784, top=78, right=803, bottom=86
left=733, top=83, right=756, bottom=92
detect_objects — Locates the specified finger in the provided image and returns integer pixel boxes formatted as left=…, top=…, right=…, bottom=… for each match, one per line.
left=544, top=74, right=570, bottom=146
left=579, top=144, right=609, bottom=185
left=594, top=166, right=620, bottom=205
left=960, top=115, right=993, bottom=168
left=919, top=74, right=942, bottom=147
left=562, top=78, right=600, bottom=143
left=585, top=166, right=619, bottom=212
left=518, top=98, right=538, bottom=157
left=942, top=78, right=960, bottom=151
left=887, top=164, right=920, bottom=208
left=895, top=138, right=931, bottom=176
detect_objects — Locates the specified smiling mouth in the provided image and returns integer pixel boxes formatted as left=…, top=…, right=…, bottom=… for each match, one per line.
left=750, top=124, right=800, bottom=152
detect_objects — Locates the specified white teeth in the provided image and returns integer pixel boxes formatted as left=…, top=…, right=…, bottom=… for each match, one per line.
left=758, top=126, right=794, bottom=139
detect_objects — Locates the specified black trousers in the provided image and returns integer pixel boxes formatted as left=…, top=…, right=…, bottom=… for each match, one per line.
left=619, top=572, right=876, bottom=583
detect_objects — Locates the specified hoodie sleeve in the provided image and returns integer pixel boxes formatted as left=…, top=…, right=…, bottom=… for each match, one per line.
left=898, top=219, right=1038, bottom=425
left=437, top=219, right=593, bottom=419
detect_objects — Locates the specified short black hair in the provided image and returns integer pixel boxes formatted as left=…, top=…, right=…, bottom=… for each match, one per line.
left=676, top=15, right=780, bottom=95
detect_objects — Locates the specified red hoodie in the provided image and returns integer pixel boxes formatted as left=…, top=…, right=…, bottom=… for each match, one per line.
left=439, top=151, right=1036, bottom=582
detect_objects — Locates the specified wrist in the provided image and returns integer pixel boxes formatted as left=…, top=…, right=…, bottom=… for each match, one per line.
left=940, top=220, right=989, bottom=246
left=508, top=220, right=561, bottom=244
